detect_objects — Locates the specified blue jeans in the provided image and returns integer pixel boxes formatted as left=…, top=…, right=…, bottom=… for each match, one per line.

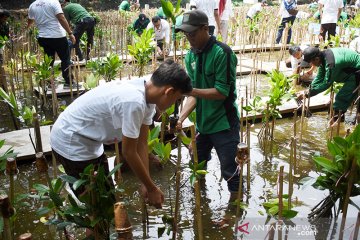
left=196, top=122, right=240, bottom=192
left=276, top=16, right=296, bottom=44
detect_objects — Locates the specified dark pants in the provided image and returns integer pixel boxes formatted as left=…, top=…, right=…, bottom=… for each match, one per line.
left=209, top=25, right=215, bottom=36
left=196, top=122, right=240, bottom=192
left=52, top=150, right=114, bottom=197
left=320, top=23, right=336, bottom=41
left=276, top=16, right=296, bottom=44
left=38, top=37, right=71, bottom=84
left=157, top=39, right=164, bottom=50
left=73, top=17, right=95, bottom=60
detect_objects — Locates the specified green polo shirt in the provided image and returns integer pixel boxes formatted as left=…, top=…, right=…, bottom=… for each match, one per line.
left=310, top=48, right=360, bottom=96
left=185, top=36, right=239, bottom=134
left=63, top=3, right=91, bottom=25
left=119, top=1, right=130, bottom=11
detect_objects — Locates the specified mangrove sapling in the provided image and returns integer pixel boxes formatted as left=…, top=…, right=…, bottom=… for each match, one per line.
left=127, top=28, right=156, bottom=77
left=301, top=124, right=360, bottom=222
left=83, top=73, right=99, bottom=91
left=86, top=52, right=123, bottom=82
left=0, top=87, right=34, bottom=129
left=0, top=140, right=17, bottom=173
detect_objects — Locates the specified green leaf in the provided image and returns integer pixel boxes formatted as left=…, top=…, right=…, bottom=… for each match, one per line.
left=33, top=184, right=49, bottom=193
left=242, top=106, right=252, bottom=112
left=0, top=217, right=3, bottom=233
left=68, top=195, right=78, bottom=208
left=190, top=174, right=196, bottom=186
left=268, top=205, right=279, bottom=216
left=36, top=207, right=51, bottom=216
left=333, top=137, right=348, bottom=151
left=196, top=170, right=208, bottom=175
left=108, top=163, right=123, bottom=178
left=59, top=175, right=78, bottom=184
left=313, top=156, right=338, bottom=173
left=58, top=164, right=65, bottom=173
left=197, top=160, right=207, bottom=170
left=282, top=209, right=298, bottom=219
left=180, top=135, right=191, bottom=145
left=327, top=141, right=342, bottom=156
left=73, top=179, right=87, bottom=191
left=49, top=191, right=64, bottom=207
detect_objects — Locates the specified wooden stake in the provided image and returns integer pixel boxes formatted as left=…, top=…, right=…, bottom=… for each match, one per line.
left=246, top=123, right=251, bottom=191
left=173, top=133, right=182, bottom=240
left=288, top=138, right=294, bottom=210
left=0, top=194, right=14, bottom=240
left=33, top=113, right=43, bottom=153
left=278, top=166, right=284, bottom=220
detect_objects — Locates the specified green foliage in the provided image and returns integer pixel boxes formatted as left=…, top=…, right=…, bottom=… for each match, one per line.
left=324, top=83, right=343, bottom=95
left=242, top=95, right=264, bottom=123
left=148, top=126, right=160, bottom=152
left=0, top=36, right=8, bottom=50
left=31, top=54, right=60, bottom=85
left=128, top=28, right=155, bottom=77
left=265, top=70, right=294, bottom=119
left=262, top=196, right=298, bottom=219
left=349, top=13, right=360, bottom=28
left=83, top=73, right=99, bottom=90
left=87, top=52, right=123, bottom=82
left=28, top=164, right=122, bottom=238
left=188, top=160, right=208, bottom=186
left=309, top=125, right=360, bottom=196
left=153, top=142, right=172, bottom=165
left=0, top=139, right=18, bottom=172
left=188, top=111, right=196, bottom=123
left=0, top=88, right=35, bottom=126
left=160, top=0, right=183, bottom=25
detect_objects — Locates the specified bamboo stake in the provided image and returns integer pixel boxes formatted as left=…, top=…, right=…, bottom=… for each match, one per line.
left=339, top=157, right=358, bottom=240
left=49, top=126, right=57, bottom=179
left=288, top=137, right=294, bottom=210
left=336, top=110, right=342, bottom=137
left=240, top=98, right=244, bottom=142
left=114, top=138, right=123, bottom=185
left=278, top=166, right=284, bottom=220
left=246, top=123, right=251, bottom=191
left=50, top=68, right=59, bottom=120
left=293, top=110, right=297, bottom=137
left=0, top=194, right=14, bottom=240
left=190, top=125, right=203, bottom=240
left=173, top=133, right=182, bottom=240
left=353, top=211, right=360, bottom=240
left=6, top=157, right=17, bottom=205
left=33, top=113, right=43, bottom=153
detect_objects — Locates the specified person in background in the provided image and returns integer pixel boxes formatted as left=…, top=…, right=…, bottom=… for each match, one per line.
left=219, top=0, right=234, bottom=43
left=176, top=10, right=240, bottom=200
left=119, top=0, right=130, bottom=12
left=28, top=0, right=77, bottom=89
left=157, top=6, right=166, bottom=19
left=147, top=16, right=170, bottom=56
left=276, top=0, right=298, bottom=44
left=50, top=59, right=192, bottom=213
left=246, top=0, right=267, bottom=21
left=189, top=0, right=220, bottom=36
left=286, top=46, right=316, bottom=85
left=318, top=0, right=344, bottom=41
left=297, top=47, right=360, bottom=125
left=60, top=0, right=96, bottom=61
left=132, top=13, right=150, bottom=36
left=349, top=35, right=360, bottom=53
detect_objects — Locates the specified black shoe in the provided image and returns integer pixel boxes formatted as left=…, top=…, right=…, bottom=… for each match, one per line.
left=63, top=83, right=82, bottom=89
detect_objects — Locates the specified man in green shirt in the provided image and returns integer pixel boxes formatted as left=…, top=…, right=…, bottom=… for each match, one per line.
left=60, top=0, right=95, bottom=61
left=119, top=0, right=131, bottom=11
left=176, top=10, right=240, bottom=196
left=298, top=47, right=360, bottom=124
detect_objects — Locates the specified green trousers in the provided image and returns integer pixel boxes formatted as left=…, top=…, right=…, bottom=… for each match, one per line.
left=333, top=76, right=359, bottom=112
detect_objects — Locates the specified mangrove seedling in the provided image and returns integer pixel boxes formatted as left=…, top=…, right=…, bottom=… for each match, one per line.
left=83, top=73, right=99, bottom=90
left=0, top=88, right=35, bottom=127
left=0, top=35, right=8, bottom=50
left=158, top=214, right=175, bottom=238
left=127, top=28, right=156, bottom=77
left=153, top=141, right=172, bottom=165
left=148, top=126, right=160, bottom=153
left=242, top=95, right=264, bottom=124
left=189, top=160, right=208, bottom=187
left=262, top=195, right=298, bottom=220
left=302, top=124, right=360, bottom=221
left=87, top=52, right=123, bottom=81
left=0, top=139, right=18, bottom=172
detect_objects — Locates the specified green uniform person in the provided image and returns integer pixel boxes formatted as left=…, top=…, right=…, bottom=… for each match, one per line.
left=119, top=0, right=130, bottom=11
left=298, top=47, right=360, bottom=122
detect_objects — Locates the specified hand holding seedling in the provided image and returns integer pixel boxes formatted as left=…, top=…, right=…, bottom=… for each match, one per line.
left=140, top=184, right=164, bottom=209
left=296, top=90, right=308, bottom=101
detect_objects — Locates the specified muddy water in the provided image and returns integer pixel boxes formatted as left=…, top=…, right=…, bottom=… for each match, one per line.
left=1, top=75, right=359, bottom=239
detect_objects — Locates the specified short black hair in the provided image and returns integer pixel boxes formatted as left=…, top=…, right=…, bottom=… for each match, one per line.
left=152, top=16, right=161, bottom=23
left=151, top=59, right=192, bottom=94
left=289, top=46, right=301, bottom=56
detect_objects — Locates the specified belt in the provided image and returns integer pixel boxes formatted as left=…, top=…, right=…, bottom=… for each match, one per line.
left=78, top=17, right=94, bottom=24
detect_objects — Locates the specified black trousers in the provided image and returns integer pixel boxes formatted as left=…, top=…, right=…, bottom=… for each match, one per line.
left=38, top=37, right=71, bottom=84
left=320, top=23, right=336, bottom=41
left=73, top=17, right=95, bottom=60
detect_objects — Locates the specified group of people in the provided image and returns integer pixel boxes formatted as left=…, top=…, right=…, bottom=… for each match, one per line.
left=27, top=0, right=96, bottom=88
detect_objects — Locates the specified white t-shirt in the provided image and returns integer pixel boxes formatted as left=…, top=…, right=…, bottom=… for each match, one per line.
left=247, top=3, right=262, bottom=19
left=50, top=78, right=156, bottom=161
left=319, top=0, right=344, bottom=24
left=192, top=0, right=218, bottom=26
left=28, top=0, right=66, bottom=38
left=221, top=0, right=234, bottom=21
left=279, top=0, right=297, bottom=18
left=350, top=37, right=360, bottom=53
left=147, top=19, right=170, bottom=44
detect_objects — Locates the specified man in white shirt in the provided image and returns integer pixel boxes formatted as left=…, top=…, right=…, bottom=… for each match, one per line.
left=190, top=0, right=220, bottom=36
left=50, top=59, right=192, bottom=210
left=349, top=36, right=360, bottom=53
left=276, top=0, right=298, bottom=44
left=246, top=0, right=267, bottom=20
left=27, top=0, right=76, bottom=88
left=219, top=0, right=234, bottom=43
left=147, top=16, right=170, bottom=56
left=318, top=0, right=343, bottom=41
